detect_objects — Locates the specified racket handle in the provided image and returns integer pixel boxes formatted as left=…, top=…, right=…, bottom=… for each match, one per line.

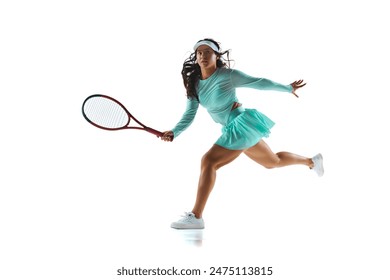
left=145, top=127, right=164, bottom=138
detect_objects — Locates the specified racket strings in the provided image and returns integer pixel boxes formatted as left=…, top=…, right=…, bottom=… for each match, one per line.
left=84, top=97, right=129, bottom=129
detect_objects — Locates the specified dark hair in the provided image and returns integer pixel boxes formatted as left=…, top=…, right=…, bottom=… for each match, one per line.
left=181, top=38, right=232, bottom=101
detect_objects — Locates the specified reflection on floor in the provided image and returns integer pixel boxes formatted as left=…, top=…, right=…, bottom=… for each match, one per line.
left=172, top=229, right=204, bottom=247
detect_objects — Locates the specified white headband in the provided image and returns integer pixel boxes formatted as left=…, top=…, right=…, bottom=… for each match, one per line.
left=193, top=40, right=220, bottom=52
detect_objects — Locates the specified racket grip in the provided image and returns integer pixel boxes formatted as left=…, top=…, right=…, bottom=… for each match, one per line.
left=145, top=127, right=164, bottom=138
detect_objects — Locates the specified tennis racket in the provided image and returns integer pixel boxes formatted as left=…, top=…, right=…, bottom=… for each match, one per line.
left=82, top=94, right=163, bottom=138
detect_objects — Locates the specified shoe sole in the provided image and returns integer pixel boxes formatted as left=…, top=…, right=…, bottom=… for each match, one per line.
left=314, top=153, right=324, bottom=177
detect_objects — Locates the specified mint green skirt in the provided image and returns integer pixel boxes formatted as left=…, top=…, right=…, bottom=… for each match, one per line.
left=215, top=107, right=275, bottom=150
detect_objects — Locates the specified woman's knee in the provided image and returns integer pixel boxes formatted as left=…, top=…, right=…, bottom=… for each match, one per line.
left=201, top=152, right=218, bottom=170
left=201, top=150, right=230, bottom=171
left=201, top=145, right=242, bottom=171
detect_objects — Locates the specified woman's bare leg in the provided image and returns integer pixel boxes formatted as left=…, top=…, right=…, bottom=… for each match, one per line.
left=244, top=139, right=313, bottom=168
left=192, top=145, right=243, bottom=218
left=191, top=141, right=314, bottom=218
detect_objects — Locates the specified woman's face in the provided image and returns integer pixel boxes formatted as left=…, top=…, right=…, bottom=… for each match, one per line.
left=196, top=45, right=218, bottom=70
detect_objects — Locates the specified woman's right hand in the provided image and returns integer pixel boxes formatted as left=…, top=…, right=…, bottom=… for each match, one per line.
left=161, top=131, right=174, bottom=142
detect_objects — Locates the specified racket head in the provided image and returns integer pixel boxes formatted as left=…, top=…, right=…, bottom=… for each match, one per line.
left=82, top=94, right=131, bottom=130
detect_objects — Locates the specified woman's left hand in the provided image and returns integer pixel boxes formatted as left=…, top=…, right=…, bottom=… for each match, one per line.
left=290, top=80, right=306, bottom=98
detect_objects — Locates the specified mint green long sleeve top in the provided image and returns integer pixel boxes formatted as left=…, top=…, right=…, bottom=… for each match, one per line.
left=171, top=68, right=293, bottom=138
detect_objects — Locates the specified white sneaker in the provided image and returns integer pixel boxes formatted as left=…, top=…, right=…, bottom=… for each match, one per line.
left=312, top=153, right=324, bottom=177
left=171, top=212, right=205, bottom=229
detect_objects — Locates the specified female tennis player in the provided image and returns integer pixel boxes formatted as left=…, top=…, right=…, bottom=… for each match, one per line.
left=161, top=38, right=323, bottom=229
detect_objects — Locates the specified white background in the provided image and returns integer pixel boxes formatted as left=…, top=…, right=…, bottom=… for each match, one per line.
left=1, top=0, right=389, bottom=279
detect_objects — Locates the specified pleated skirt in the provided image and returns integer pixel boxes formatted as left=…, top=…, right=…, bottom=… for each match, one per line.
left=215, top=107, right=275, bottom=150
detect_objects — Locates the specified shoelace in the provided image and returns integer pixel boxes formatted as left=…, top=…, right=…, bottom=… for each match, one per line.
left=180, top=212, right=195, bottom=221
